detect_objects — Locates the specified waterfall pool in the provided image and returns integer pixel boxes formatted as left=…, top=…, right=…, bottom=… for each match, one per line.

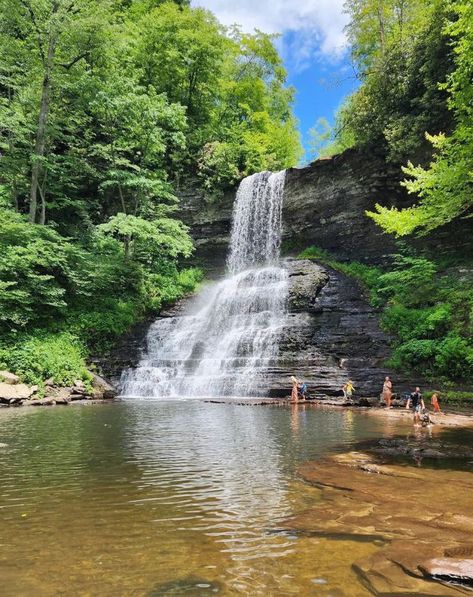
left=0, top=399, right=420, bottom=596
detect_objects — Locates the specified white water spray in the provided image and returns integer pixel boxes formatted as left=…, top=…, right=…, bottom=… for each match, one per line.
left=121, top=171, right=288, bottom=398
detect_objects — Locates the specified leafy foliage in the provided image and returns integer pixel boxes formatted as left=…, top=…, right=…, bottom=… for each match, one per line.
left=367, top=0, right=473, bottom=235
left=300, top=246, right=473, bottom=383
left=321, top=0, right=453, bottom=165
left=0, top=1, right=299, bottom=384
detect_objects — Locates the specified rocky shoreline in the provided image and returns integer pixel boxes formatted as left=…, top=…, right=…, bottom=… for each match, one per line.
left=0, top=370, right=117, bottom=408
left=277, top=431, right=473, bottom=595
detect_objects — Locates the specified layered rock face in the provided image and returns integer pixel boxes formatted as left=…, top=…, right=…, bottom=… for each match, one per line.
left=110, top=151, right=448, bottom=397
left=177, top=149, right=407, bottom=269
left=178, top=148, right=473, bottom=269
left=269, top=258, right=412, bottom=398
left=106, top=259, right=410, bottom=398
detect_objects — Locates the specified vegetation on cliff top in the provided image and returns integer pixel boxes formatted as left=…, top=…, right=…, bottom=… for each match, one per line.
left=315, top=0, right=472, bottom=237
left=0, top=0, right=301, bottom=384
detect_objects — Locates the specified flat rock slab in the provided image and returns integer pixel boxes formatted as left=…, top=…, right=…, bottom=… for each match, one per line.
left=280, top=450, right=473, bottom=595
left=0, top=382, right=34, bottom=401
left=419, top=558, right=473, bottom=584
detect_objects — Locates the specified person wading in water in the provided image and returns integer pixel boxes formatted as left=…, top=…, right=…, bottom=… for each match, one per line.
left=406, top=387, right=425, bottom=425
left=382, top=376, right=393, bottom=408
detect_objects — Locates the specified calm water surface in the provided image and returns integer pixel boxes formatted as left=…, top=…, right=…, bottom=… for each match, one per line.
left=0, top=401, right=410, bottom=596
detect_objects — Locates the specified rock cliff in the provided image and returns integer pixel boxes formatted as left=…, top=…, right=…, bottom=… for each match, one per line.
left=177, top=148, right=407, bottom=270
left=178, top=148, right=473, bottom=269
left=106, top=149, right=454, bottom=398
left=105, top=259, right=413, bottom=398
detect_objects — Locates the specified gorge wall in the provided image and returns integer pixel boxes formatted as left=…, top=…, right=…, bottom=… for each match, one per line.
left=178, top=147, right=473, bottom=271
left=105, top=149, right=468, bottom=398
left=177, top=148, right=405, bottom=271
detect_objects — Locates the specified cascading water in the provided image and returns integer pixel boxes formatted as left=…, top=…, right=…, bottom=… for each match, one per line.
left=121, top=171, right=288, bottom=398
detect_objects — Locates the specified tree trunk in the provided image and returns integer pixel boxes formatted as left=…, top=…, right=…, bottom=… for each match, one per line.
left=377, top=7, right=386, bottom=57
left=29, top=32, right=57, bottom=223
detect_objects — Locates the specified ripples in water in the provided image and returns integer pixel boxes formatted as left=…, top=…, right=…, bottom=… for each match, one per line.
left=0, top=401, right=406, bottom=595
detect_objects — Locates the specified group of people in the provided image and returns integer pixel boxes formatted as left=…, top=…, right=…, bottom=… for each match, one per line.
left=290, top=376, right=311, bottom=402
left=382, top=376, right=442, bottom=424
left=290, top=374, right=443, bottom=426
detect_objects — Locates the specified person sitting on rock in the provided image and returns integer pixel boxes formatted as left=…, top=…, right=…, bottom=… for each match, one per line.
left=406, top=387, right=425, bottom=425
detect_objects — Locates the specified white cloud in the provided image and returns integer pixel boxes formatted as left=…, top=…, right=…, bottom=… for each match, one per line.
left=192, top=0, right=349, bottom=70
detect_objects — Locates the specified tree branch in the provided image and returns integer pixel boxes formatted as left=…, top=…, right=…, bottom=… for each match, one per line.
left=58, top=51, right=89, bottom=70
left=20, top=0, right=45, bottom=62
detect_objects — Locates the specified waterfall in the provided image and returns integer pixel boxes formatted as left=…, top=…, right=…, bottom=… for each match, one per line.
left=121, top=171, right=288, bottom=398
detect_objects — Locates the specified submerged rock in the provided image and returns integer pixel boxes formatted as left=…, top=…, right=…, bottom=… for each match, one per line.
left=149, top=576, right=221, bottom=595
left=280, top=449, right=473, bottom=595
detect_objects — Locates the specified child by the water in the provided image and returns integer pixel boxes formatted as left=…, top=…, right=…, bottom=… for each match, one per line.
left=343, top=380, right=355, bottom=400
left=290, top=376, right=299, bottom=403
left=382, top=376, right=393, bottom=408
left=431, top=392, right=442, bottom=413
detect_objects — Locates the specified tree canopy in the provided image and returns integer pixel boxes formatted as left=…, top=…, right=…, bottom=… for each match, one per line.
left=0, top=0, right=301, bottom=383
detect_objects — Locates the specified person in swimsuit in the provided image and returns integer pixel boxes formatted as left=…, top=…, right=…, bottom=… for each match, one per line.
left=382, top=376, right=393, bottom=408
left=406, top=387, right=425, bottom=425
left=431, top=392, right=442, bottom=413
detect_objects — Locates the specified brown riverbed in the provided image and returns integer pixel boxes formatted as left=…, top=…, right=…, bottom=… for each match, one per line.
left=0, top=399, right=472, bottom=595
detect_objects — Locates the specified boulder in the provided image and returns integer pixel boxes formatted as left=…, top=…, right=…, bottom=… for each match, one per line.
left=91, top=373, right=117, bottom=399
left=419, top=558, right=473, bottom=585
left=0, top=371, right=20, bottom=384
left=25, top=397, right=54, bottom=406
left=0, top=382, right=35, bottom=403
left=286, top=258, right=329, bottom=312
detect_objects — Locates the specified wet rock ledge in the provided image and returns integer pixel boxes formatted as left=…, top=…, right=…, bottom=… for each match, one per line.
left=0, top=370, right=116, bottom=407
left=278, top=446, right=473, bottom=595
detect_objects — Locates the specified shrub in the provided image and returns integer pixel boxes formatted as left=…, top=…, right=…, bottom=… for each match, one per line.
left=381, top=304, right=451, bottom=341
left=0, top=332, right=90, bottom=386
left=299, top=245, right=473, bottom=383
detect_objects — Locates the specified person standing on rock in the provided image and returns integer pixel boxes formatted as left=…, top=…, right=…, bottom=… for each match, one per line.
left=431, top=392, right=442, bottom=414
left=382, top=376, right=393, bottom=408
left=343, top=380, right=355, bottom=401
left=407, top=387, right=425, bottom=425
left=290, top=376, right=299, bottom=403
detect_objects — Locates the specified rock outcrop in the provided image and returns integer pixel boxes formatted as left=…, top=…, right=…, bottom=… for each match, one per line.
left=0, top=370, right=117, bottom=407
left=278, top=447, right=473, bottom=595
left=178, top=148, right=473, bottom=269
left=109, top=259, right=412, bottom=398
left=268, top=258, right=416, bottom=397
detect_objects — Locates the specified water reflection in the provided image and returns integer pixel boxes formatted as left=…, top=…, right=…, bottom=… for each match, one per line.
left=0, top=401, right=413, bottom=595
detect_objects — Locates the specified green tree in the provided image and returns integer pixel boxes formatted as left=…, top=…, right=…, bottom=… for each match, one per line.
left=367, top=0, right=473, bottom=235
left=339, top=0, right=452, bottom=163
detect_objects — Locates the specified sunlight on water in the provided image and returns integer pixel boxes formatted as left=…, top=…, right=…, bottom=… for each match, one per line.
left=0, top=401, right=408, bottom=595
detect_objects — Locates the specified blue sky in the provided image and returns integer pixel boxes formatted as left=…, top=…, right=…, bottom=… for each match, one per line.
left=192, top=0, right=358, bottom=164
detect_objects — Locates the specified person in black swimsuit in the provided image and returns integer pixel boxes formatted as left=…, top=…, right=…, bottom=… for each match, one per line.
left=406, top=387, right=425, bottom=425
